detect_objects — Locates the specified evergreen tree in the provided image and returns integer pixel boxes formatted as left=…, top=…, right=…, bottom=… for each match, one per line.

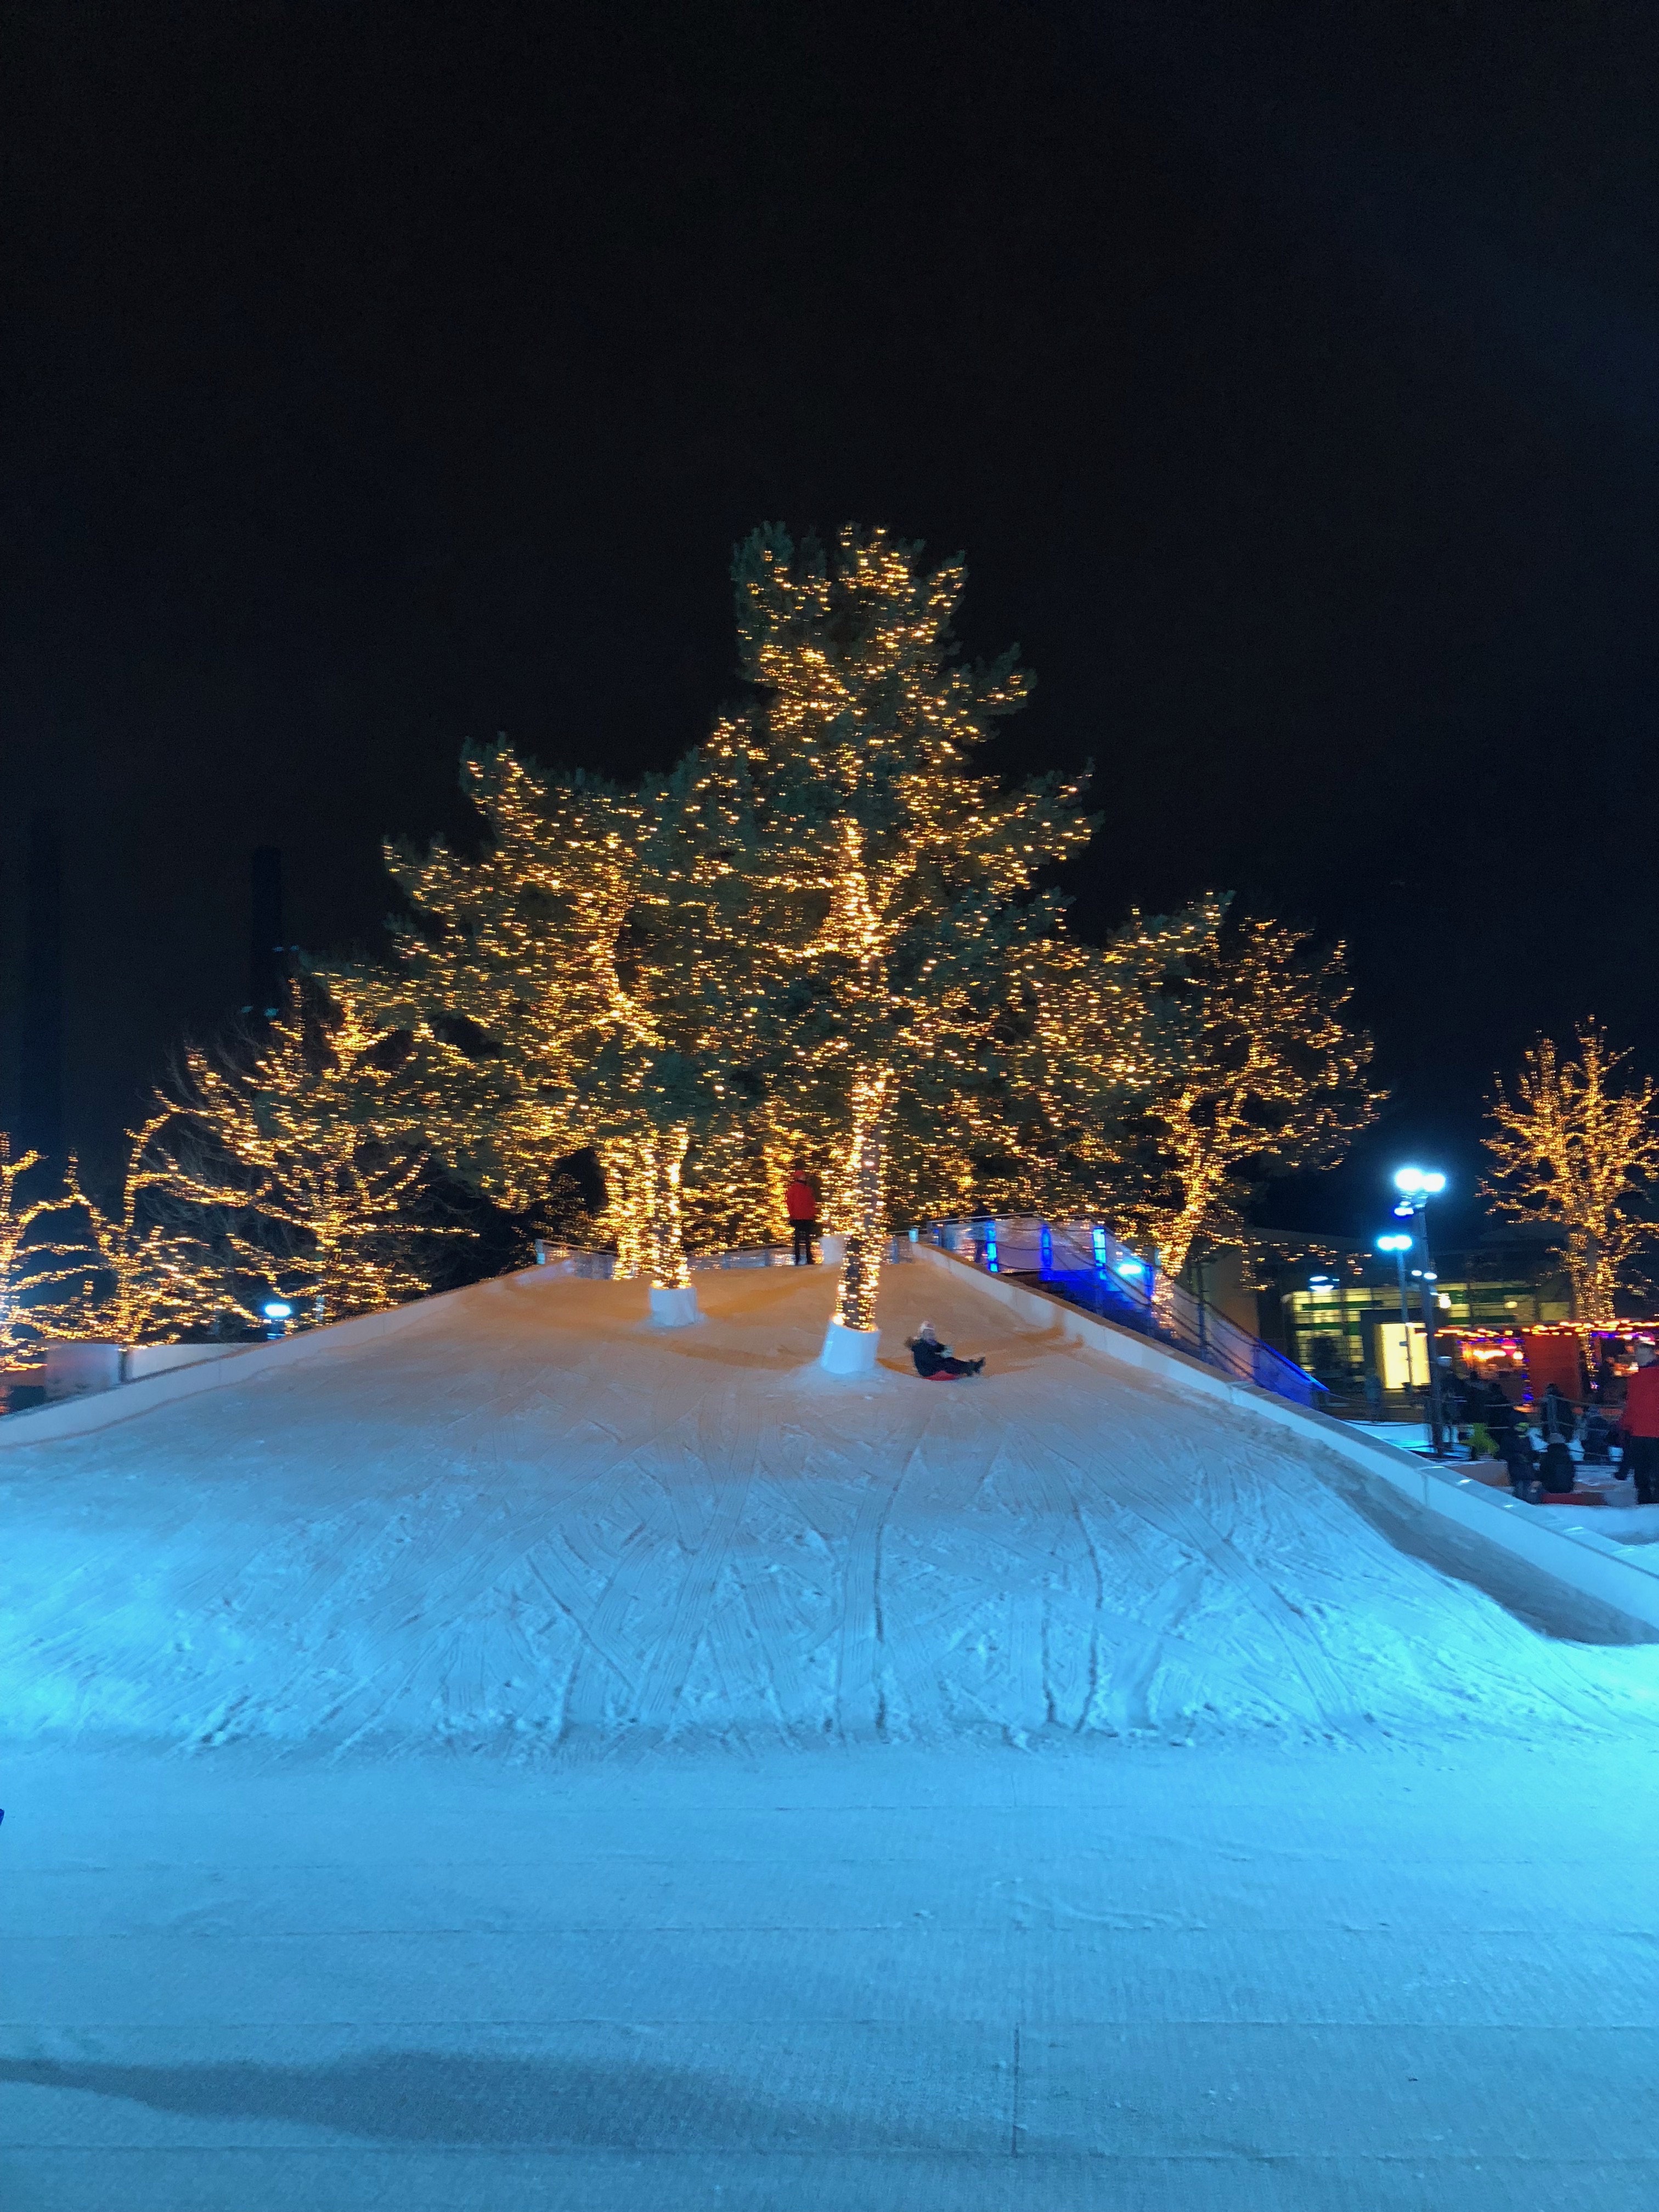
left=721, top=524, right=1091, bottom=1334
left=352, top=748, right=647, bottom=1229
left=349, top=743, right=749, bottom=1288
left=1003, top=901, right=1217, bottom=1223
left=642, top=713, right=840, bottom=1253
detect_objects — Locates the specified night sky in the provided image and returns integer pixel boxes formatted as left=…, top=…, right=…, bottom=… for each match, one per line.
left=5, top=0, right=1657, bottom=1248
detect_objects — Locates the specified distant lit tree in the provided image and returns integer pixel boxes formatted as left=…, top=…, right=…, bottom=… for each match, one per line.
left=0, top=1134, right=57, bottom=1361
left=31, top=1113, right=238, bottom=1344
left=999, top=902, right=1217, bottom=1223
left=164, top=988, right=446, bottom=1323
left=1122, top=905, right=1381, bottom=1283
left=1482, top=1023, right=1659, bottom=1325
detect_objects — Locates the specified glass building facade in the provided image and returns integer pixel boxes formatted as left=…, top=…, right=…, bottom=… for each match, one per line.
left=1237, top=1234, right=1572, bottom=1401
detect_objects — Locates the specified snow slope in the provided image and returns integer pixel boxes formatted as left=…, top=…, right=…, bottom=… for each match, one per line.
left=3, top=1255, right=1657, bottom=1752
left=8, top=1260, right=1659, bottom=2209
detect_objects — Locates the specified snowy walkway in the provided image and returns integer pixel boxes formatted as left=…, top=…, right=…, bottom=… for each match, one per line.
left=4, top=1260, right=1659, bottom=2205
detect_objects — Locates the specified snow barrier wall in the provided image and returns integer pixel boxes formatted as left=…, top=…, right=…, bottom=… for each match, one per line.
left=922, top=1244, right=1659, bottom=1637
left=0, top=1281, right=464, bottom=1450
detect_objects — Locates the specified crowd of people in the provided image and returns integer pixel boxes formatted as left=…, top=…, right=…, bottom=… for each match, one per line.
left=1452, top=1346, right=1659, bottom=1506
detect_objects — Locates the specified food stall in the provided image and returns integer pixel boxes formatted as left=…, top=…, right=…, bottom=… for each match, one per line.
left=1440, top=1319, right=1659, bottom=1408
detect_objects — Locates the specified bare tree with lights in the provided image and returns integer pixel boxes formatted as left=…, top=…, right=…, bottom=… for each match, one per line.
left=163, top=989, right=445, bottom=1323
left=1482, top=1022, right=1659, bottom=1325
left=29, top=1111, right=242, bottom=1344
left=1119, top=904, right=1381, bottom=1286
left=0, top=1134, right=57, bottom=1362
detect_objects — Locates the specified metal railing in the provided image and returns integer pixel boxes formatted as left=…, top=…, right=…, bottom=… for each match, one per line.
left=923, top=1216, right=1326, bottom=1412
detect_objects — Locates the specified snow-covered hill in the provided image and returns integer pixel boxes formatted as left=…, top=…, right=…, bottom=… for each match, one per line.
left=10, top=1257, right=1659, bottom=2209
left=5, top=1255, right=1656, bottom=1753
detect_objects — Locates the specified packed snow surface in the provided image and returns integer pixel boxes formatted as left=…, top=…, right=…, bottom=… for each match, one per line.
left=5, top=1256, right=1659, bottom=2208
left=4, top=1257, right=1657, bottom=1751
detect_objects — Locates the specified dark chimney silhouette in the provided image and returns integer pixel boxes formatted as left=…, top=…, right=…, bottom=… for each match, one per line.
left=249, top=846, right=286, bottom=1018
left=20, top=810, right=64, bottom=1165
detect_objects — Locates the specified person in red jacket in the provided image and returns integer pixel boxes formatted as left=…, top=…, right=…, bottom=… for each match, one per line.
left=1619, top=1342, right=1659, bottom=1503
left=786, top=1166, right=820, bottom=1266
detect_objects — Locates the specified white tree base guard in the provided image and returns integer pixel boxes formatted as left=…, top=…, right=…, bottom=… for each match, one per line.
left=648, top=1285, right=702, bottom=1328
left=819, top=1233, right=847, bottom=1265
left=821, top=1318, right=880, bottom=1374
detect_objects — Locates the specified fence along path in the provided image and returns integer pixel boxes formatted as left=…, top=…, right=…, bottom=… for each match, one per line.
left=923, top=1216, right=1323, bottom=1410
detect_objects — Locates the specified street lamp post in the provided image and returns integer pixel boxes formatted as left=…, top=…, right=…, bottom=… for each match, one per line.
left=1375, top=1234, right=1413, bottom=1390
left=1394, top=1169, right=1448, bottom=1454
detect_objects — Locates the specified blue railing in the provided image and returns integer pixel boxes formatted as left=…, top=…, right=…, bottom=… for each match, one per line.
left=924, top=1216, right=1326, bottom=1412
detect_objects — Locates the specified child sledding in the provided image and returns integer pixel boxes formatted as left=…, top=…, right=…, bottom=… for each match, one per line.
left=905, top=1321, right=985, bottom=1380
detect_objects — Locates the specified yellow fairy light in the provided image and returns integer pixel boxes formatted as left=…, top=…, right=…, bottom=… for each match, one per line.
left=309, top=526, right=1378, bottom=1322
left=0, top=1133, right=54, bottom=1361
left=718, top=524, right=1093, bottom=1331
left=1482, top=1023, right=1659, bottom=1327
left=1099, top=907, right=1381, bottom=1282
left=160, top=988, right=447, bottom=1323
left=29, top=1109, right=243, bottom=1344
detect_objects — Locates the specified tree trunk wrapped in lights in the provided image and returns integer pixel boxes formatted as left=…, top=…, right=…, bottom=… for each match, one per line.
left=833, top=1068, right=891, bottom=1331
left=1482, top=1024, right=1659, bottom=1325
left=644, top=1124, right=692, bottom=1291
left=600, top=1136, right=650, bottom=1280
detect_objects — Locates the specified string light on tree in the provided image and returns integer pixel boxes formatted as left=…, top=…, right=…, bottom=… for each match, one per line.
left=162, top=986, right=448, bottom=1324
left=719, top=524, right=1091, bottom=1367
left=1482, top=1023, right=1659, bottom=1326
left=30, top=1111, right=241, bottom=1345
left=1114, top=904, right=1381, bottom=1286
left=0, top=1134, right=55, bottom=1362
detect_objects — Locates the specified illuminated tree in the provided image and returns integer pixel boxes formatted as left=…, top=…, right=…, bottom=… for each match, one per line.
left=1482, top=1023, right=1659, bottom=1324
left=723, top=525, right=1091, bottom=1333
left=30, top=1111, right=239, bottom=1344
left=165, top=989, right=444, bottom=1322
left=348, top=749, right=646, bottom=1219
left=0, top=1135, right=57, bottom=1361
left=325, top=531, right=1374, bottom=1325
left=636, top=716, right=834, bottom=1255
left=346, top=744, right=751, bottom=1288
left=990, top=902, right=1218, bottom=1223
left=1119, top=906, right=1380, bottom=1284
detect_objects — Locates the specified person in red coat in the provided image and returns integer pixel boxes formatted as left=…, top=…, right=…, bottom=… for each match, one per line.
left=786, top=1167, right=820, bottom=1266
left=1618, top=1342, right=1659, bottom=1504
